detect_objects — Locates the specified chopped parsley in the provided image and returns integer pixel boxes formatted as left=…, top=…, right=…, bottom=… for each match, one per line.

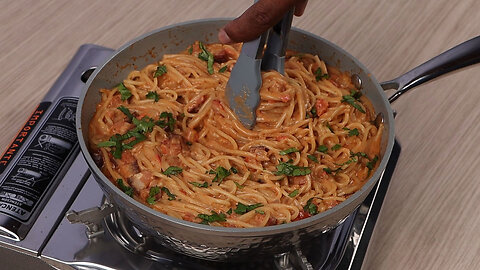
left=218, top=65, right=228, bottom=73
left=304, top=197, right=319, bottom=215
left=230, top=167, right=238, bottom=174
left=97, top=141, right=116, bottom=147
left=146, top=186, right=160, bottom=204
left=155, top=112, right=176, bottom=132
left=187, top=46, right=193, bottom=55
left=342, top=90, right=365, bottom=113
left=314, top=68, right=330, bottom=81
left=366, top=155, right=379, bottom=175
left=343, top=127, right=359, bottom=136
left=146, top=91, right=159, bottom=102
left=234, top=182, right=244, bottom=189
left=117, top=179, right=133, bottom=197
left=317, top=145, right=328, bottom=153
left=163, top=166, right=183, bottom=176
left=310, top=106, right=318, bottom=118
left=98, top=107, right=173, bottom=159
left=208, top=166, right=231, bottom=184
left=154, top=64, right=167, bottom=78
left=279, top=147, right=299, bottom=155
left=351, top=151, right=369, bottom=159
left=198, top=42, right=214, bottom=75
left=255, top=210, right=265, bottom=215
left=226, top=208, right=233, bottom=215
left=331, top=144, right=341, bottom=151
left=274, top=160, right=311, bottom=176
left=117, top=105, right=134, bottom=120
left=161, top=187, right=176, bottom=201
left=335, top=157, right=358, bottom=167
left=288, top=189, right=299, bottom=198
left=198, top=211, right=226, bottom=225
left=190, top=181, right=208, bottom=188
left=234, top=202, right=263, bottom=215
left=117, top=83, right=132, bottom=101
left=307, top=154, right=319, bottom=163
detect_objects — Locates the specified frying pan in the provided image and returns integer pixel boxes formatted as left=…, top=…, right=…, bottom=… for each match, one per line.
left=76, top=18, right=480, bottom=261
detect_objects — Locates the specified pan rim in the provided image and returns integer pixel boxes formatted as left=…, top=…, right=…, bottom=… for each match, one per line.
left=76, top=17, right=395, bottom=236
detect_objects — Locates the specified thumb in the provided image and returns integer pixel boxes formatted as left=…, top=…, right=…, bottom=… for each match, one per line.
left=219, top=0, right=300, bottom=43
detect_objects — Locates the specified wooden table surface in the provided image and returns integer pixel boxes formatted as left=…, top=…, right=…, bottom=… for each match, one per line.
left=2, top=0, right=480, bottom=269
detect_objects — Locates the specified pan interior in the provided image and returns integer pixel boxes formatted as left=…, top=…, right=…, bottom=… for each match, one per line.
left=77, top=18, right=394, bottom=236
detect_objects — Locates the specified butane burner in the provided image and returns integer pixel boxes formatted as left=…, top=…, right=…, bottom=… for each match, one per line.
left=0, top=45, right=400, bottom=270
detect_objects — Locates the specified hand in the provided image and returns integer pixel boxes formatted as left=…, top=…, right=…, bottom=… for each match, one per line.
left=218, top=0, right=308, bottom=43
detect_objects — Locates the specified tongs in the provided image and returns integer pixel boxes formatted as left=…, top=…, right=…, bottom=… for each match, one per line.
left=225, top=9, right=294, bottom=129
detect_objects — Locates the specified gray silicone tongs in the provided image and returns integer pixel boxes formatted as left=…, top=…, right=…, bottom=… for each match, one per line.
left=225, top=9, right=294, bottom=129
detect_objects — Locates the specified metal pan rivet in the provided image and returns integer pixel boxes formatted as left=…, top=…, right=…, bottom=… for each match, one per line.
left=351, top=74, right=362, bottom=89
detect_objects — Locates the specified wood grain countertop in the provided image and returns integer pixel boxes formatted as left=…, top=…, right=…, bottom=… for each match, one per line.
left=1, top=1, right=480, bottom=269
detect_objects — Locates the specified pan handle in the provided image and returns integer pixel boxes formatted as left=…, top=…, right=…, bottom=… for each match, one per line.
left=381, top=36, right=480, bottom=103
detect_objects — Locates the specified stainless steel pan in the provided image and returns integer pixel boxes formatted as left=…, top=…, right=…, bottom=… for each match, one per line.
left=76, top=18, right=480, bottom=261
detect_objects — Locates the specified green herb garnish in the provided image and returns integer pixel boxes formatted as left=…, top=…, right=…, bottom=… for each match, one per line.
left=317, top=145, right=328, bottom=153
left=187, top=46, right=193, bottom=54
left=155, top=112, right=176, bottom=132
left=304, top=197, right=319, bottom=215
left=350, top=151, right=367, bottom=159
left=117, top=179, right=133, bottom=197
left=146, top=91, right=160, bottom=102
left=314, top=68, right=330, bottom=81
left=98, top=107, right=173, bottom=159
left=234, top=181, right=244, bottom=189
left=198, top=211, right=226, bottom=225
left=349, top=128, right=359, bottom=136
left=279, top=147, right=299, bottom=155
left=288, top=189, right=299, bottom=198
left=208, top=166, right=231, bottom=184
left=163, top=166, right=183, bottom=176
left=117, top=105, right=134, bottom=120
left=97, top=141, right=116, bottom=147
left=234, top=202, right=263, bottom=215
left=190, top=181, right=208, bottom=188
left=230, top=167, right=238, bottom=174
left=274, top=160, right=311, bottom=176
left=218, top=65, right=228, bottom=73
left=307, top=154, right=319, bottom=163
left=226, top=208, right=233, bottom=215
left=117, top=83, right=132, bottom=101
left=154, top=64, right=167, bottom=78
left=342, top=90, right=365, bottom=113
left=198, top=42, right=214, bottom=75
left=146, top=186, right=160, bottom=204
left=343, top=127, right=359, bottom=136
left=310, top=106, right=318, bottom=118
left=161, top=187, right=176, bottom=201
left=366, top=155, right=379, bottom=176
left=255, top=210, right=265, bottom=215
left=331, top=144, right=341, bottom=151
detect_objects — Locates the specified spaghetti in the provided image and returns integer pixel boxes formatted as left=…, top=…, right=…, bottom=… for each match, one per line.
left=88, top=41, right=383, bottom=228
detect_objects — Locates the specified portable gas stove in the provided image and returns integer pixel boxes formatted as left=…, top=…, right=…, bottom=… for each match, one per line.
left=0, top=45, right=400, bottom=270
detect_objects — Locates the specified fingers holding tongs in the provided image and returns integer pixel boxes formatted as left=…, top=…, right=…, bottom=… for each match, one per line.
left=225, top=10, right=294, bottom=129
left=262, top=9, right=294, bottom=74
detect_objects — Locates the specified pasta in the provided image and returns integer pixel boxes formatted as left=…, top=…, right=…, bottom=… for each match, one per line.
left=88, top=41, right=383, bottom=228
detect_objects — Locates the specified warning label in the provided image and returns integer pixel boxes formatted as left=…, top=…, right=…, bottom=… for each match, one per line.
left=0, top=102, right=50, bottom=174
left=0, top=98, right=78, bottom=222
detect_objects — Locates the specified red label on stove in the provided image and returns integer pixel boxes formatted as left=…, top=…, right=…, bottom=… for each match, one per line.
left=0, top=102, right=51, bottom=174
left=0, top=98, right=78, bottom=222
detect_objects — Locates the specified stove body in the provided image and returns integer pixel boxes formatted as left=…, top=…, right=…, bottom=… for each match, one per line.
left=0, top=45, right=400, bottom=270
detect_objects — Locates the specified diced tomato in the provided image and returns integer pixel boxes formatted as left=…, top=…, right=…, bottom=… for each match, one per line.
left=292, top=210, right=311, bottom=222
left=315, top=98, right=329, bottom=116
